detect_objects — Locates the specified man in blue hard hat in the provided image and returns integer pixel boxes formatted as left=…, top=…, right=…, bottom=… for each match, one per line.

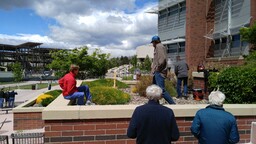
left=151, top=36, right=176, bottom=104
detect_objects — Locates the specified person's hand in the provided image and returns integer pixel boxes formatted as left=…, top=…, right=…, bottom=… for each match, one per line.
left=150, top=71, right=155, bottom=76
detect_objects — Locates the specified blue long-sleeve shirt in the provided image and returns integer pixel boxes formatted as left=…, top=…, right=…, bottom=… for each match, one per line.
left=127, top=100, right=180, bottom=144
left=190, top=105, right=240, bottom=144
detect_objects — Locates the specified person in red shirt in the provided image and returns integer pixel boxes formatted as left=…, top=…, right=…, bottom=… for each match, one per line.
left=59, top=64, right=94, bottom=105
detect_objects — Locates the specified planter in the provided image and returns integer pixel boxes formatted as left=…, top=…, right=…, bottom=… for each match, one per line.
left=13, top=98, right=44, bottom=130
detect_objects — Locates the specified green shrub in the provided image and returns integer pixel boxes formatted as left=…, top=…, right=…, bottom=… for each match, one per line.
left=40, top=89, right=62, bottom=106
left=135, top=75, right=153, bottom=97
left=122, top=75, right=133, bottom=80
left=90, top=86, right=130, bottom=105
left=82, top=78, right=129, bottom=89
left=165, top=80, right=178, bottom=97
left=135, top=75, right=177, bottom=97
left=208, top=66, right=256, bottom=104
left=45, top=89, right=62, bottom=97
left=208, top=72, right=220, bottom=90
left=41, top=97, right=54, bottom=107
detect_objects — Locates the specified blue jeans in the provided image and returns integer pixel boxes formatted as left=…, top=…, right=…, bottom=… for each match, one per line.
left=8, top=97, right=15, bottom=108
left=177, top=77, right=188, bottom=97
left=153, top=72, right=175, bottom=104
left=0, top=98, right=4, bottom=108
left=64, top=85, right=92, bottom=105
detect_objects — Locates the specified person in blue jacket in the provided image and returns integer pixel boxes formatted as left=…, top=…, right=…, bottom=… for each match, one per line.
left=190, top=90, right=240, bottom=144
left=127, top=84, right=180, bottom=144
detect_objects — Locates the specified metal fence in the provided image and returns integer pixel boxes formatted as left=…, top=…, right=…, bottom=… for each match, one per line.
left=0, top=135, right=9, bottom=144
left=11, top=133, right=44, bottom=144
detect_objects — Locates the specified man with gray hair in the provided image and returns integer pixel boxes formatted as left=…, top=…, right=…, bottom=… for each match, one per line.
left=190, top=91, right=240, bottom=144
left=127, top=84, right=180, bottom=144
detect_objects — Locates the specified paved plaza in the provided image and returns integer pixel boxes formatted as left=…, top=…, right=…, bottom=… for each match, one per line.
left=0, top=81, right=61, bottom=143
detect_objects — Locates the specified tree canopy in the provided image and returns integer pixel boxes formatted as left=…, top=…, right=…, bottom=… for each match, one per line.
left=240, top=21, right=256, bottom=51
left=48, top=46, right=110, bottom=79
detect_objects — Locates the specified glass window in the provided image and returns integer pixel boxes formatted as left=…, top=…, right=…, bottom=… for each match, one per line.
left=231, top=34, right=240, bottom=48
left=222, top=37, right=227, bottom=43
left=215, top=39, right=220, bottom=44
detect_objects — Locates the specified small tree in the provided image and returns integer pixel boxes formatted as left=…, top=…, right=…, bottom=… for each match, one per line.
left=10, top=62, right=23, bottom=82
left=142, top=55, right=152, bottom=71
left=130, top=55, right=137, bottom=68
left=240, top=22, right=256, bottom=51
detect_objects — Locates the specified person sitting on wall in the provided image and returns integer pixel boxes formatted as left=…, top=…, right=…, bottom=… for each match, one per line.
left=59, top=64, right=94, bottom=105
left=127, top=84, right=180, bottom=144
left=190, top=90, right=240, bottom=144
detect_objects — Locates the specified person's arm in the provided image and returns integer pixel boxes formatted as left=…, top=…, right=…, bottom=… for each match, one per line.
left=58, top=77, right=65, bottom=89
left=155, top=46, right=167, bottom=72
left=127, top=109, right=138, bottom=138
left=174, top=64, right=178, bottom=76
left=229, top=119, right=240, bottom=143
left=190, top=112, right=201, bottom=139
left=170, top=113, right=180, bottom=141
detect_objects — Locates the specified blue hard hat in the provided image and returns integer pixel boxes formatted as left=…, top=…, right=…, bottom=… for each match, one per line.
left=151, top=35, right=160, bottom=43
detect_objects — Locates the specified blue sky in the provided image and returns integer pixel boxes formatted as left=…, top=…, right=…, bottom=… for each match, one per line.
left=0, top=0, right=158, bottom=57
left=0, top=8, right=56, bottom=35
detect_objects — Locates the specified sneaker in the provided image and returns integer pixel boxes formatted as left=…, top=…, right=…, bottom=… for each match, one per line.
left=85, top=100, right=95, bottom=106
left=183, top=95, right=188, bottom=100
left=176, top=96, right=182, bottom=99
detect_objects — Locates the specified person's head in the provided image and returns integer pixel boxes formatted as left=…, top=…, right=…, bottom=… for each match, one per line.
left=69, top=64, right=80, bottom=75
left=146, top=84, right=163, bottom=101
left=176, top=55, right=181, bottom=61
left=151, top=35, right=161, bottom=47
left=208, top=90, right=226, bottom=106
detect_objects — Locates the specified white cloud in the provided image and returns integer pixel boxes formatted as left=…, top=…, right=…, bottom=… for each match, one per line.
left=0, top=0, right=158, bottom=57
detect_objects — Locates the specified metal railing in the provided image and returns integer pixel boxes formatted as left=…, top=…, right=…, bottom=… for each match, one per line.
left=0, top=135, right=9, bottom=144
left=11, top=133, right=44, bottom=144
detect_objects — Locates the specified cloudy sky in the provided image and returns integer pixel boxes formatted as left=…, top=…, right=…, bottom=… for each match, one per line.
left=0, top=0, right=158, bottom=57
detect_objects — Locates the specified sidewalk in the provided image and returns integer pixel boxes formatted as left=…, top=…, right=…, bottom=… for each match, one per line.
left=0, top=81, right=61, bottom=143
left=0, top=80, right=55, bottom=89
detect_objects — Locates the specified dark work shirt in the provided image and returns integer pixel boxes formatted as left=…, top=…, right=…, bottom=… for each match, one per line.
left=0, top=91, right=4, bottom=98
left=8, top=91, right=17, bottom=98
left=127, top=100, right=180, bottom=144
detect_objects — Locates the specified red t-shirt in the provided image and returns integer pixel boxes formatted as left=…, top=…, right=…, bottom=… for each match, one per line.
left=58, top=72, right=78, bottom=96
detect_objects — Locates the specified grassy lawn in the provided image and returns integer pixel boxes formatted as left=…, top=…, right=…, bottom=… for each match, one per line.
left=2, top=83, right=59, bottom=91
left=19, top=83, right=59, bottom=89
left=0, top=81, right=21, bottom=85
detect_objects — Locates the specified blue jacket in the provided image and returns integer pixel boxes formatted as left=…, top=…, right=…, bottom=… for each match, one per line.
left=190, top=105, right=240, bottom=144
left=127, top=100, right=180, bottom=144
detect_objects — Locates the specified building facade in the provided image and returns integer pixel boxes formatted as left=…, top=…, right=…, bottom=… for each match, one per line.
left=144, top=0, right=256, bottom=71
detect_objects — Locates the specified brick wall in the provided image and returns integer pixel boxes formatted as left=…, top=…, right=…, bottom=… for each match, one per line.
left=13, top=112, right=44, bottom=130
left=186, top=0, right=209, bottom=72
left=44, top=119, right=135, bottom=144
left=251, top=0, right=256, bottom=25
left=43, top=116, right=255, bottom=144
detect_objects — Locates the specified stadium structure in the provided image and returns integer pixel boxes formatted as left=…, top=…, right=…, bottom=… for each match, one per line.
left=0, top=42, right=65, bottom=81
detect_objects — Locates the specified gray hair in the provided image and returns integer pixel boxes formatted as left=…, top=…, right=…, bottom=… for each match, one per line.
left=146, top=85, right=162, bottom=101
left=208, top=91, right=226, bottom=106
